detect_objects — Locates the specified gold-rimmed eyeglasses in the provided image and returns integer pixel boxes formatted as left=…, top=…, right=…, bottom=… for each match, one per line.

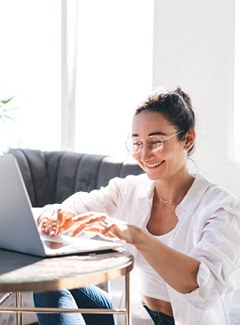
left=125, top=131, right=184, bottom=155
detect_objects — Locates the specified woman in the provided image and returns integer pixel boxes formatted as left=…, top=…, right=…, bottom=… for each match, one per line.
left=34, top=87, right=240, bottom=325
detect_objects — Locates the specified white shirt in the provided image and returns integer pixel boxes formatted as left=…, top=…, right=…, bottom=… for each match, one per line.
left=62, top=173, right=240, bottom=325
left=135, top=228, right=173, bottom=301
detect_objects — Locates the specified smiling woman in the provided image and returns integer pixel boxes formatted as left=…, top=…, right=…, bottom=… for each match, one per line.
left=34, top=86, right=240, bottom=325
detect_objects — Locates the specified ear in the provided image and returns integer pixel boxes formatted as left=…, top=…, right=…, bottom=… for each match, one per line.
left=183, top=128, right=195, bottom=151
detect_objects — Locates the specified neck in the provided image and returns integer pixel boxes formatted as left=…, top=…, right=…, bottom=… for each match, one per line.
left=155, top=193, right=179, bottom=205
left=154, top=172, right=194, bottom=205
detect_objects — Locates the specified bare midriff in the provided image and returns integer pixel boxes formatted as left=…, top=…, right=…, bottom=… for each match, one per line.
left=143, top=295, right=173, bottom=317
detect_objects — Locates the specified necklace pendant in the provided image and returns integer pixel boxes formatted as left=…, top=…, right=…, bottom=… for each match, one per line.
left=158, top=197, right=173, bottom=205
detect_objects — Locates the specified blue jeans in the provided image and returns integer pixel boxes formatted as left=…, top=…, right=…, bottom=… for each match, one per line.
left=33, top=285, right=114, bottom=325
left=143, top=304, right=175, bottom=325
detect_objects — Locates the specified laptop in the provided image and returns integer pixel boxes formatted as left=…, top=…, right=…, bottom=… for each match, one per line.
left=0, top=154, right=122, bottom=257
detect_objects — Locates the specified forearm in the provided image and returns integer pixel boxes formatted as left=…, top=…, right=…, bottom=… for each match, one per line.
left=134, top=228, right=200, bottom=294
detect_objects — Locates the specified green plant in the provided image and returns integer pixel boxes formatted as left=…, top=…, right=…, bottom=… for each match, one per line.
left=0, top=96, right=16, bottom=122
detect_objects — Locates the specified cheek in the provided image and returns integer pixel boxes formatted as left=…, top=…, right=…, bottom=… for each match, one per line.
left=160, top=147, right=186, bottom=166
left=171, top=150, right=188, bottom=166
left=132, top=154, right=146, bottom=170
left=133, top=154, right=142, bottom=165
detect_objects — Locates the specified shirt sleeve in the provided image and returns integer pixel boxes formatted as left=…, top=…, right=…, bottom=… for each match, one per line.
left=184, top=203, right=240, bottom=309
left=61, top=176, right=126, bottom=217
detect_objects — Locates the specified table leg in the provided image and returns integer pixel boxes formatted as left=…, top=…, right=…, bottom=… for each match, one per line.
left=16, top=292, right=22, bottom=325
left=125, top=272, right=132, bottom=325
left=0, top=292, right=12, bottom=305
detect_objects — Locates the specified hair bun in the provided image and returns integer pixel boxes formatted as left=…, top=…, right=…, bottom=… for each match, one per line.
left=175, top=87, right=192, bottom=110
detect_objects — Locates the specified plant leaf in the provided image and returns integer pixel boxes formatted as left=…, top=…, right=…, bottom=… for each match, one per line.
left=0, top=96, right=15, bottom=105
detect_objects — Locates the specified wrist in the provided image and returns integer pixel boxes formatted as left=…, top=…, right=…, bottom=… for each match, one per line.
left=132, top=227, right=149, bottom=249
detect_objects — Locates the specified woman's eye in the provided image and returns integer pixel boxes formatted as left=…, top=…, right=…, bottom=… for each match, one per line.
left=133, top=141, right=142, bottom=147
left=133, top=141, right=141, bottom=146
left=151, top=140, right=162, bottom=147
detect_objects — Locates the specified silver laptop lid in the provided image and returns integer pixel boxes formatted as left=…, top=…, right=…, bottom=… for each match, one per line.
left=0, top=155, right=122, bottom=257
left=0, top=155, right=46, bottom=256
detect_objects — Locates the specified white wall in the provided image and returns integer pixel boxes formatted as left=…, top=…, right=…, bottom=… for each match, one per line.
left=153, top=0, right=240, bottom=197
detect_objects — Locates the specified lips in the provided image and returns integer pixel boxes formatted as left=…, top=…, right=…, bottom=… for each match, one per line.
left=144, top=161, right=164, bottom=169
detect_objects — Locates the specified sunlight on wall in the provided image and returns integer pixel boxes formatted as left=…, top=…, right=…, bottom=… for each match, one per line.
left=234, top=0, right=240, bottom=161
left=74, top=0, right=154, bottom=158
left=0, top=0, right=153, bottom=156
left=0, top=0, right=61, bottom=151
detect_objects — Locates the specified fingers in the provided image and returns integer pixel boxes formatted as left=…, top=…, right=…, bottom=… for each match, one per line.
left=39, top=217, right=51, bottom=234
left=39, top=209, right=59, bottom=236
left=70, top=213, right=125, bottom=240
left=70, top=213, right=108, bottom=237
left=38, top=208, right=76, bottom=236
left=50, top=209, right=61, bottom=236
left=71, top=225, right=117, bottom=239
left=101, top=223, right=128, bottom=240
left=38, top=209, right=128, bottom=242
left=72, top=211, right=107, bottom=223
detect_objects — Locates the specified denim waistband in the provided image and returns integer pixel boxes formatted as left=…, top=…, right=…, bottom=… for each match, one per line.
left=143, top=303, right=175, bottom=325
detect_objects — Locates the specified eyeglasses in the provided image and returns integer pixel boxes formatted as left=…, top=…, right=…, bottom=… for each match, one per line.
left=125, top=131, right=184, bottom=155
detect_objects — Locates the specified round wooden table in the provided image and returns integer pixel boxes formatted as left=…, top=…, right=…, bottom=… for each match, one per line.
left=0, top=248, right=134, bottom=325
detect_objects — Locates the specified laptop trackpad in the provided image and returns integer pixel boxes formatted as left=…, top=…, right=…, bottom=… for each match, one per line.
left=41, top=234, right=87, bottom=249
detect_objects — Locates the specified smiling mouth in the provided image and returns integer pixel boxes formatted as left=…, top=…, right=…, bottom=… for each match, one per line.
left=144, top=161, right=164, bottom=169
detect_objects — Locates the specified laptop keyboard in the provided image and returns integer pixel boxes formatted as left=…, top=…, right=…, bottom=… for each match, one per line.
left=43, top=240, right=65, bottom=249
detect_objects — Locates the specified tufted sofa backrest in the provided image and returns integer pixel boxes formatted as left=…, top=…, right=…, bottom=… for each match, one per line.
left=7, top=148, right=143, bottom=207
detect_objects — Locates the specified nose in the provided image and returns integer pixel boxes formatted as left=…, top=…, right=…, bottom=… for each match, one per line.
left=139, top=143, right=153, bottom=160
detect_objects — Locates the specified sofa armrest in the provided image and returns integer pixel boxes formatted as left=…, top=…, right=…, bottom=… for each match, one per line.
left=7, top=148, right=54, bottom=207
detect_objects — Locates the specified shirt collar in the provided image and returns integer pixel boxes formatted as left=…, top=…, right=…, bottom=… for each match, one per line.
left=176, top=173, right=211, bottom=218
left=137, top=173, right=212, bottom=217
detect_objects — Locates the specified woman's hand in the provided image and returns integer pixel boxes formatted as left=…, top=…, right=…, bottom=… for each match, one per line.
left=38, top=209, right=146, bottom=246
left=71, top=211, right=144, bottom=245
left=38, top=208, right=77, bottom=236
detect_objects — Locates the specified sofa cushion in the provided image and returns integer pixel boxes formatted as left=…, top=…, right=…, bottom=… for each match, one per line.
left=7, top=148, right=143, bottom=207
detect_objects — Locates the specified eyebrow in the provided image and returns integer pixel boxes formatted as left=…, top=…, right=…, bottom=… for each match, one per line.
left=132, top=131, right=167, bottom=137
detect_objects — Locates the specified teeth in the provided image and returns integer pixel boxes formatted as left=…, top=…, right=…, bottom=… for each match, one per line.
left=145, top=161, right=162, bottom=168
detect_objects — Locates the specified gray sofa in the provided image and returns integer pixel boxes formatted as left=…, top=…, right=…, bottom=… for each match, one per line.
left=7, top=148, right=143, bottom=207
left=0, top=148, right=143, bottom=325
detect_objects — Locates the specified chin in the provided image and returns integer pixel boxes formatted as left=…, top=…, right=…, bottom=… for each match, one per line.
left=144, top=170, right=163, bottom=180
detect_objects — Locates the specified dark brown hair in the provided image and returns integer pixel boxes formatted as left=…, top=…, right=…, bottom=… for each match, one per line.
left=135, top=87, right=195, bottom=154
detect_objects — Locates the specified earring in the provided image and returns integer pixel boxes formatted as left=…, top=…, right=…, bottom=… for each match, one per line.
left=187, top=156, right=199, bottom=174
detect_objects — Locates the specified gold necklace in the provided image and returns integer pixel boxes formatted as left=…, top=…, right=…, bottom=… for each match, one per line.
left=155, top=190, right=181, bottom=205
left=158, top=196, right=174, bottom=205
